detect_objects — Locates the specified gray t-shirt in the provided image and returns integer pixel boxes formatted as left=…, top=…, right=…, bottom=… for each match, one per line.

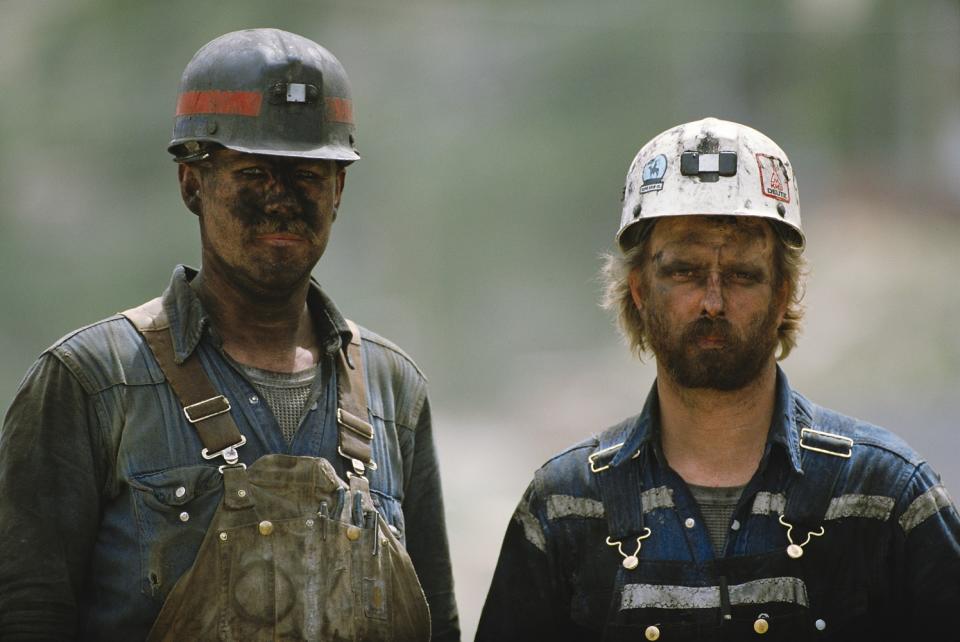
left=238, top=362, right=318, bottom=444
left=687, top=483, right=745, bottom=557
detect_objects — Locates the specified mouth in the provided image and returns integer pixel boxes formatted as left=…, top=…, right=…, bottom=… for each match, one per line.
left=696, top=335, right=727, bottom=349
left=255, top=232, right=306, bottom=247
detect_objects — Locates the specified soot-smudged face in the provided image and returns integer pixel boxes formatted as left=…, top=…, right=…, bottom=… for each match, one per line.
left=629, top=216, right=786, bottom=391
left=183, top=149, right=345, bottom=298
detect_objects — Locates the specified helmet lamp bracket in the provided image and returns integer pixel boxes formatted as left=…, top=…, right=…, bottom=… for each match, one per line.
left=680, top=150, right=738, bottom=183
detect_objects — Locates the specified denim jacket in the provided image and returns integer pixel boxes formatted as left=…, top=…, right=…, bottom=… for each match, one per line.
left=477, top=369, right=960, bottom=640
left=0, top=265, right=459, bottom=641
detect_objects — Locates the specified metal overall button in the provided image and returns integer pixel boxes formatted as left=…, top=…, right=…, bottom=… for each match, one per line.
left=753, top=613, right=770, bottom=634
left=778, top=514, right=825, bottom=559
left=644, top=624, right=660, bottom=640
left=258, top=520, right=274, bottom=536
left=605, top=529, right=652, bottom=570
left=346, top=525, right=362, bottom=541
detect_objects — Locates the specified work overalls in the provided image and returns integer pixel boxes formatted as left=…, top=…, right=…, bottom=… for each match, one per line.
left=124, top=299, right=431, bottom=642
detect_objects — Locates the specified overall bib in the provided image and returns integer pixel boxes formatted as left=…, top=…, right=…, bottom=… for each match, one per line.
left=124, top=299, right=431, bottom=642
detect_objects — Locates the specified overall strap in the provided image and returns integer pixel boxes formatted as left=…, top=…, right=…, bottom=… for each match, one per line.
left=783, top=405, right=853, bottom=528
left=122, top=298, right=245, bottom=465
left=336, top=319, right=376, bottom=478
left=593, top=425, right=647, bottom=546
left=780, top=401, right=853, bottom=558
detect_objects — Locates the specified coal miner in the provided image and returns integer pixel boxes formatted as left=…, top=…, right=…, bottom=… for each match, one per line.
left=0, top=29, right=459, bottom=641
left=476, top=118, right=960, bottom=640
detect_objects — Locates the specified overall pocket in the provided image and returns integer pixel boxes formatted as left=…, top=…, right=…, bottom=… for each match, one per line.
left=129, top=464, right=222, bottom=601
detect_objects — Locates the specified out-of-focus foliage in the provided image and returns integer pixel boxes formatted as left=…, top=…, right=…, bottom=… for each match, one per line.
left=1, top=1, right=958, bottom=636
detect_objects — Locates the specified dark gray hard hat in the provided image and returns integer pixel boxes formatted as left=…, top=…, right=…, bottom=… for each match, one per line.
left=169, top=28, right=360, bottom=164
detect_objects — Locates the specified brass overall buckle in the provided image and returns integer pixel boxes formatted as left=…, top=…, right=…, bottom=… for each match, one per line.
left=588, top=442, right=639, bottom=474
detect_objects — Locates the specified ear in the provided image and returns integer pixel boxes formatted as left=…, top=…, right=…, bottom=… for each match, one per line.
left=178, top=163, right=203, bottom=217
left=332, top=165, right=346, bottom=219
left=628, top=267, right=645, bottom=313
left=774, top=280, right=790, bottom=326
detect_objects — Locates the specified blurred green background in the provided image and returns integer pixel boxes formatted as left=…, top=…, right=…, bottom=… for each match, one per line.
left=2, top=0, right=958, bottom=636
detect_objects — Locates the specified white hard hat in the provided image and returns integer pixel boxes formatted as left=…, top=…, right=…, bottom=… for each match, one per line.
left=617, top=117, right=804, bottom=251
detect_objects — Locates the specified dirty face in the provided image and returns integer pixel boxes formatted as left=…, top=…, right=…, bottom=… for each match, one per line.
left=179, top=149, right=345, bottom=297
left=629, top=216, right=787, bottom=390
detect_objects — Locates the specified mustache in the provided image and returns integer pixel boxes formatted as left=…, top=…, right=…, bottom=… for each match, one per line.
left=240, top=207, right=320, bottom=239
left=251, top=220, right=314, bottom=236
left=682, top=317, right=736, bottom=343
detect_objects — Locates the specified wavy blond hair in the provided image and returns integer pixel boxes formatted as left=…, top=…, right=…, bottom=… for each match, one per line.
left=600, top=219, right=807, bottom=360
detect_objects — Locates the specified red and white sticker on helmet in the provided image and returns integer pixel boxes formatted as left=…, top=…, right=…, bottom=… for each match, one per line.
left=755, top=153, right=790, bottom=202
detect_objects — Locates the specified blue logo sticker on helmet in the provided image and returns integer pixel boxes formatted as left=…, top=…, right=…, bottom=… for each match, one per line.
left=640, top=154, right=667, bottom=194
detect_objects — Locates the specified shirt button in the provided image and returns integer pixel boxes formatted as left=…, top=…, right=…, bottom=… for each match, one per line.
left=815, top=618, right=826, bottom=631
left=249, top=395, right=259, bottom=405
left=237, top=489, right=247, bottom=498
left=644, top=624, right=660, bottom=640
left=258, top=520, right=274, bottom=536
left=731, top=519, right=741, bottom=531
left=175, top=486, right=186, bottom=498
left=179, top=511, right=190, bottom=522
left=684, top=517, right=696, bottom=529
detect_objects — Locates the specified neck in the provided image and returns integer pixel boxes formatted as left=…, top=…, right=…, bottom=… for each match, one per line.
left=656, top=360, right=778, bottom=487
left=192, top=269, right=318, bottom=373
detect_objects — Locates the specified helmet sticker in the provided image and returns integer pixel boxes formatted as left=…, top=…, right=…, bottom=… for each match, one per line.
left=326, top=97, right=354, bottom=124
left=756, top=153, right=790, bottom=202
left=640, top=154, right=668, bottom=194
left=176, top=90, right=262, bottom=117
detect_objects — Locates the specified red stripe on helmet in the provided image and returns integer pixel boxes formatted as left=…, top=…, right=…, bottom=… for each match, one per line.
left=176, top=90, right=262, bottom=116
left=325, top=97, right=353, bottom=124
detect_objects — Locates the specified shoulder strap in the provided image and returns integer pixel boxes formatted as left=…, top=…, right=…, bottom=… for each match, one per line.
left=124, top=300, right=375, bottom=475
left=336, top=319, right=376, bottom=477
left=594, top=425, right=646, bottom=542
left=122, top=298, right=245, bottom=465
left=781, top=402, right=853, bottom=555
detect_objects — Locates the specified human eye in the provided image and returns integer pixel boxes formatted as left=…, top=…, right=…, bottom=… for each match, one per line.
left=294, top=169, right=321, bottom=181
left=658, top=263, right=700, bottom=280
left=727, top=269, right=763, bottom=284
left=237, top=166, right=267, bottom=177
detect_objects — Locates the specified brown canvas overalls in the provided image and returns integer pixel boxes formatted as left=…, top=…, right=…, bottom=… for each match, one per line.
left=124, top=299, right=431, bottom=641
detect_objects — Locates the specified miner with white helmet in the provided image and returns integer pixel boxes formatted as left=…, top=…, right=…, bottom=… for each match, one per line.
left=0, top=29, right=459, bottom=640
left=477, top=117, right=959, bottom=640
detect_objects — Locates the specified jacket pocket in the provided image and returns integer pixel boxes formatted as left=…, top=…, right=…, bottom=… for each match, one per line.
left=129, top=465, right=223, bottom=601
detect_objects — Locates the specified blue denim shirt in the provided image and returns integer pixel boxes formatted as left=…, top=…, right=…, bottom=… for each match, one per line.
left=0, top=265, right=459, bottom=641
left=477, top=369, right=960, bottom=640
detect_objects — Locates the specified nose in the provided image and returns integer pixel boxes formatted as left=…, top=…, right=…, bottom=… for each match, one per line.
left=262, top=173, right=302, bottom=218
left=701, top=271, right=724, bottom=318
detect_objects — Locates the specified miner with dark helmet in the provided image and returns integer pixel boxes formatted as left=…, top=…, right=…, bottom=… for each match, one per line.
left=0, top=29, right=459, bottom=641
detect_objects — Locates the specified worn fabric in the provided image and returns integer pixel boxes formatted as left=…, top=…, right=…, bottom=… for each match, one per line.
left=238, top=361, right=317, bottom=444
left=477, top=369, right=960, bottom=641
left=146, top=455, right=430, bottom=642
left=0, top=265, right=459, bottom=641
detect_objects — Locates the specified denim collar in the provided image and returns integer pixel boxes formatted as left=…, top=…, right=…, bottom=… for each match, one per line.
left=610, top=365, right=803, bottom=475
left=160, top=264, right=352, bottom=364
